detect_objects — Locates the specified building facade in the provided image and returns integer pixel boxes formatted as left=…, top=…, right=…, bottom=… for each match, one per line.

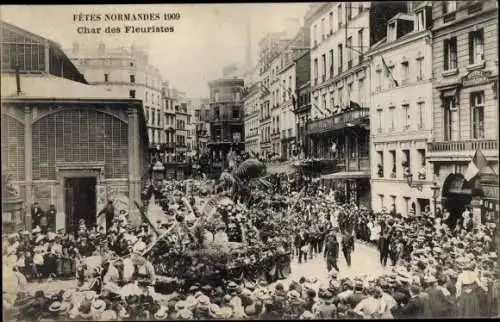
left=1, top=21, right=149, bottom=233
left=305, top=1, right=407, bottom=206
left=205, top=78, right=245, bottom=176
left=278, top=26, right=311, bottom=161
left=68, top=43, right=164, bottom=162
left=367, top=3, right=435, bottom=216
left=258, top=32, right=287, bottom=159
left=174, top=91, right=191, bottom=179
left=428, top=0, right=499, bottom=222
left=243, top=82, right=261, bottom=156
left=270, top=53, right=284, bottom=159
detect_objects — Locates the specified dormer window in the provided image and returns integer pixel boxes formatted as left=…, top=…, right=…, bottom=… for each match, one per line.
left=415, top=9, right=425, bottom=31
left=387, top=22, right=396, bottom=42
left=442, top=1, right=456, bottom=14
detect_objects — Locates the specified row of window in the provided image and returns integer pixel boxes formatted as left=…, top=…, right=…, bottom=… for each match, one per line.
left=147, top=128, right=191, bottom=146
left=374, top=56, right=425, bottom=91
left=443, top=29, right=484, bottom=71
left=313, top=29, right=364, bottom=84
left=313, top=77, right=366, bottom=113
left=260, top=125, right=272, bottom=143
left=442, top=91, right=485, bottom=140
left=312, top=3, right=365, bottom=48
left=212, top=106, right=241, bottom=120
left=376, top=149, right=426, bottom=178
left=213, top=91, right=241, bottom=103
left=375, top=101, right=426, bottom=133
left=376, top=194, right=423, bottom=217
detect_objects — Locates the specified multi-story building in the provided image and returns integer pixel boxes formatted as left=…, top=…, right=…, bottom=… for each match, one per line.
left=305, top=1, right=406, bottom=206
left=175, top=93, right=191, bottom=180
left=204, top=78, right=245, bottom=177
left=366, top=2, right=434, bottom=216
left=1, top=21, right=149, bottom=232
left=243, top=83, right=261, bottom=156
left=258, top=32, right=287, bottom=159
left=69, top=43, right=164, bottom=162
left=270, top=53, right=285, bottom=159
left=427, top=0, right=498, bottom=222
left=161, top=81, right=178, bottom=179
left=278, top=26, right=311, bottom=160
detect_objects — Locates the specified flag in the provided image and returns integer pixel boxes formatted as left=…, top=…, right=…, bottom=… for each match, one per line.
left=464, top=148, right=490, bottom=181
left=380, top=56, right=399, bottom=87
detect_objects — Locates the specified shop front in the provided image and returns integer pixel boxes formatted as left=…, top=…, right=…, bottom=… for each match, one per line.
left=321, top=171, right=371, bottom=207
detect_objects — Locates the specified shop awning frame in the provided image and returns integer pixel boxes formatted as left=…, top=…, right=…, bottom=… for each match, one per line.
left=321, top=171, right=370, bottom=180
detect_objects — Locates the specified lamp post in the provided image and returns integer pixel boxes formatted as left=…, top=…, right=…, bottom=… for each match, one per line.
left=430, top=182, right=440, bottom=216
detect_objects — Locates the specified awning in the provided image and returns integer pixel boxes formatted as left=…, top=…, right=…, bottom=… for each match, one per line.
left=321, top=171, right=370, bottom=180
left=441, top=88, right=457, bottom=97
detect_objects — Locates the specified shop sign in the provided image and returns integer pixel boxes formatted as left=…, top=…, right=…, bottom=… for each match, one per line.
left=482, top=185, right=499, bottom=199
left=462, top=70, right=492, bottom=87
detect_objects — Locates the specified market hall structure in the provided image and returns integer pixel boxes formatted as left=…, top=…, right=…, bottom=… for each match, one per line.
left=0, top=21, right=150, bottom=234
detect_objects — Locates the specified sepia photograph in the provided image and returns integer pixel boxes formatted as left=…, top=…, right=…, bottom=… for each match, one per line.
left=1, top=1, right=499, bottom=320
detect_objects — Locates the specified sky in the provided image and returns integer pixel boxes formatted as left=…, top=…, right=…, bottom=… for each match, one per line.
left=1, top=3, right=311, bottom=98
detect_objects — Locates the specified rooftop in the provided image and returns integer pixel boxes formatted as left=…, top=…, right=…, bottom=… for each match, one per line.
left=1, top=73, right=134, bottom=101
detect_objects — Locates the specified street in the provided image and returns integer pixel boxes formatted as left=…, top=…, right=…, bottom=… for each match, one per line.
left=24, top=240, right=383, bottom=296
left=272, top=239, right=385, bottom=290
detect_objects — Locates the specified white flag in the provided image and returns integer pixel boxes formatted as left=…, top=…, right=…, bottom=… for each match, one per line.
left=464, top=160, right=479, bottom=181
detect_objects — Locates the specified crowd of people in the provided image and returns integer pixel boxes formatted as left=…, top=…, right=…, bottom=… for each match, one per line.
left=3, top=166, right=500, bottom=320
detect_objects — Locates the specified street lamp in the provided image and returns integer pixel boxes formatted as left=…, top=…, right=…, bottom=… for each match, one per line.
left=430, top=182, right=440, bottom=216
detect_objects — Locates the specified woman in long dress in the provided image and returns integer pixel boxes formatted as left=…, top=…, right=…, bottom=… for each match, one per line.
left=455, top=262, right=485, bottom=317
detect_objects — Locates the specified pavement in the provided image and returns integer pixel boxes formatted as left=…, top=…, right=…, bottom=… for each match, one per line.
left=271, top=239, right=386, bottom=290
left=24, top=240, right=385, bottom=295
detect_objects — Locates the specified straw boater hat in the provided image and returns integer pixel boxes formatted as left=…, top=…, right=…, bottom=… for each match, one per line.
left=174, top=300, right=187, bottom=311
left=91, top=299, right=107, bottom=315
left=49, top=301, right=67, bottom=313
left=154, top=305, right=169, bottom=320
left=132, top=241, right=147, bottom=254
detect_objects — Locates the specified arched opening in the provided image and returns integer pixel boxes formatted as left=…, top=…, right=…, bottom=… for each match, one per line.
left=442, top=173, right=475, bottom=227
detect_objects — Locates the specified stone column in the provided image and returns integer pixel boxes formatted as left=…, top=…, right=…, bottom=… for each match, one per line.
left=24, top=106, right=33, bottom=231
left=128, top=106, right=141, bottom=227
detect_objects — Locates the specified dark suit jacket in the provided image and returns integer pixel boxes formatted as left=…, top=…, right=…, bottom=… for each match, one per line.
left=31, top=206, right=44, bottom=224
left=397, top=296, right=425, bottom=319
left=324, top=238, right=339, bottom=260
left=427, top=285, right=453, bottom=317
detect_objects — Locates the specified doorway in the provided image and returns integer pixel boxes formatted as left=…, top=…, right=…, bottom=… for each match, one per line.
left=445, top=193, right=472, bottom=226
left=64, top=177, right=97, bottom=234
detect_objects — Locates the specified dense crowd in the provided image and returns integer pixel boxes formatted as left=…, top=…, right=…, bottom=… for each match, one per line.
left=3, top=170, right=500, bottom=320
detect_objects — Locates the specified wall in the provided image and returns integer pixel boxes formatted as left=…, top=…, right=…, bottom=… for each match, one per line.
left=431, top=2, right=498, bottom=141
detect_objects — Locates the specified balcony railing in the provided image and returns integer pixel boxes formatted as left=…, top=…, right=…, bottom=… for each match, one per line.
left=306, top=107, right=369, bottom=135
left=428, top=139, right=497, bottom=153
left=208, top=114, right=243, bottom=122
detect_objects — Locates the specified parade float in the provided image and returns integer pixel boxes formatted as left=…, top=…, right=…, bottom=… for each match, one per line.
left=141, top=159, right=293, bottom=293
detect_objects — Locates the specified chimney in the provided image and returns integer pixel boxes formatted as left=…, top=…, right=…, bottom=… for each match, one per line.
left=15, top=65, right=22, bottom=95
